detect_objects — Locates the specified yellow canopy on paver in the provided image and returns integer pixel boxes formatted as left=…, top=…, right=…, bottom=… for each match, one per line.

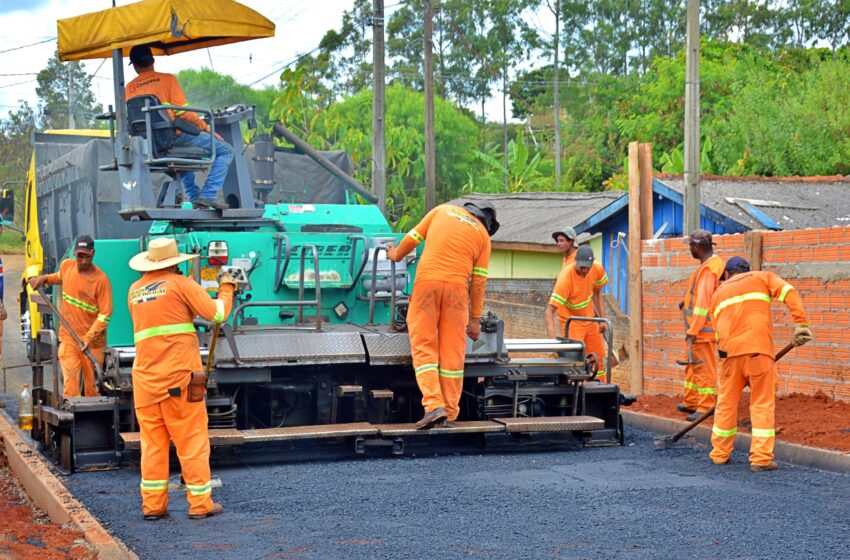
left=57, top=0, right=275, bottom=62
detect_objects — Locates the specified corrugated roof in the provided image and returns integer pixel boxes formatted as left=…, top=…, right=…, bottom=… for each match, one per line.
left=448, top=191, right=625, bottom=244
left=656, top=176, right=850, bottom=230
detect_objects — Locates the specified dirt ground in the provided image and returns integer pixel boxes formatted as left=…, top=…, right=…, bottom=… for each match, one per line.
left=0, top=441, right=96, bottom=560
left=633, top=391, right=850, bottom=452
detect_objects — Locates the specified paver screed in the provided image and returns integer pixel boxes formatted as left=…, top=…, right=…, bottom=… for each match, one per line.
left=62, top=428, right=849, bottom=559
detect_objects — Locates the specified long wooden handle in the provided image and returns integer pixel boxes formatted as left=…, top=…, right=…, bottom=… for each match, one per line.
left=203, top=320, right=222, bottom=382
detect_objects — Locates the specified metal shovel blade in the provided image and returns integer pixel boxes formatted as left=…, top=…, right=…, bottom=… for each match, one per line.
left=169, top=474, right=223, bottom=493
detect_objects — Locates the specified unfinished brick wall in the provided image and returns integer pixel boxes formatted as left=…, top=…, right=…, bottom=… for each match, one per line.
left=640, top=226, right=850, bottom=400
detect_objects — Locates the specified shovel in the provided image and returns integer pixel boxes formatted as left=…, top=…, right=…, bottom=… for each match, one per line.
left=675, top=308, right=704, bottom=366
left=654, top=342, right=796, bottom=449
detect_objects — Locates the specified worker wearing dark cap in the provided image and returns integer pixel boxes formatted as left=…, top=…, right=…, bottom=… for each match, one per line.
left=28, top=235, right=113, bottom=397
left=545, top=245, right=609, bottom=381
left=125, top=45, right=234, bottom=210
left=709, top=257, right=811, bottom=471
left=678, top=229, right=725, bottom=421
left=552, top=226, right=578, bottom=269
left=387, top=202, right=497, bottom=429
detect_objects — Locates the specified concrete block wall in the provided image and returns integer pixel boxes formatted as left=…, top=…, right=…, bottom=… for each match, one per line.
left=640, top=226, right=850, bottom=400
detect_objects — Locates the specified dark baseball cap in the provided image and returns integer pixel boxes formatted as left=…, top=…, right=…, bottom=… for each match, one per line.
left=73, top=235, right=95, bottom=254
left=724, top=256, right=750, bottom=274
left=575, top=245, right=595, bottom=268
left=128, top=45, right=154, bottom=66
left=685, top=229, right=715, bottom=246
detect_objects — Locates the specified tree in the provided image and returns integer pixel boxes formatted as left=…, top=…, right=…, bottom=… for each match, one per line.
left=35, top=51, right=102, bottom=129
left=176, top=68, right=278, bottom=124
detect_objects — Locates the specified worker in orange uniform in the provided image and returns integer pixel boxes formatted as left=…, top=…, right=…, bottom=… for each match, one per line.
left=709, top=256, right=812, bottom=472
left=545, top=245, right=609, bottom=381
left=387, top=201, right=498, bottom=429
left=552, top=226, right=578, bottom=268
left=126, top=45, right=233, bottom=210
left=127, top=238, right=236, bottom=520
left=678, top=229, right=726, bottom=421
left=28, top=235, right=112, bottom=397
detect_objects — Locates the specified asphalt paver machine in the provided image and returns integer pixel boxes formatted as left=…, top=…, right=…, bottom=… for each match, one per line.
left=19, top=0, right=633, bottom=472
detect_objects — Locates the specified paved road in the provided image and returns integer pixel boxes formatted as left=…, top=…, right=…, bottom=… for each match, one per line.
left=1, top=255, right=31, bottom=399
left=63, top=428, right=849, bottom=560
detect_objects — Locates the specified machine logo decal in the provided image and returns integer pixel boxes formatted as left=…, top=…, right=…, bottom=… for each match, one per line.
left=130, top=281, right=167, bottom=304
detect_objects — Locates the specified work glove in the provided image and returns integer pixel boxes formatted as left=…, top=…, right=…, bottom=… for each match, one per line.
left=793, top=325, right=813, bottom=346
left=217, top=270, right=238, bottom=290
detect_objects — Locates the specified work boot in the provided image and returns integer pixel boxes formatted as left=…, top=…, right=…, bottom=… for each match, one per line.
left=686, top=411, right=706, bottom=422
left=143, top=511, right=169, bottom=521
left=677, top=403, right=697, bottom=414
left=194, top=198, right=229, bottom=210
left=415, top=408, right=448, bottom=430
left=189, top=502, right=224, bottom=520
left=750, top=461, right=779, bottom=473
left=439, top=419, right=456, bottom=428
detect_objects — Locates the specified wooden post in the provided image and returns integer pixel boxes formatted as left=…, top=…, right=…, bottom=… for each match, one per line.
left=638, top=142, right=653, bottom=240
left=743, top=231, right=763, bottom=271
left=423, top=0, right=436, bottom=212
left=371, top=0, right=387, bottom=212
left=628, top=142, right=644, bottom=394
left=683, top=0, right=701, bottom=235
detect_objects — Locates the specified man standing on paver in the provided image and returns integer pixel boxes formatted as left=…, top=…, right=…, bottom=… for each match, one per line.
left=551, top=226, right=578, bottom=269
left=28, top=235, right=112, bottom=397
left=545, top=245, right=609, bottom=381
left=678, top=229, right=725, bottom=421
left=128, top=238, right=235, bottom=520
left=709, top=256, right=812, bottom=472
left=387, top=202, right=497, bottom=429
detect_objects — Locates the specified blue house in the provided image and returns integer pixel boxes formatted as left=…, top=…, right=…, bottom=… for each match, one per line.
left=574, top=175, right=850, bottom=313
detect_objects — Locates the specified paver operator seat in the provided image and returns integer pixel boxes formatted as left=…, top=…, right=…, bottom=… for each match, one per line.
left=127, top=94, right=215, bottom=207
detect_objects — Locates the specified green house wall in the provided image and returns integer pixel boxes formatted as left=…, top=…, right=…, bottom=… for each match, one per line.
left=489, top=237, right=604, bottom=279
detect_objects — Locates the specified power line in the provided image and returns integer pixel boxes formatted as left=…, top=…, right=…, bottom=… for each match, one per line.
left=0, top=79, right=37, bottom=89
left=0, top=37, right=55, bottom=55
left=0, top=73, right=38, bottom=77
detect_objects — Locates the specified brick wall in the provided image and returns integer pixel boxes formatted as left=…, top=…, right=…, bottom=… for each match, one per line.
left=640, top=226, right=850, bottom=400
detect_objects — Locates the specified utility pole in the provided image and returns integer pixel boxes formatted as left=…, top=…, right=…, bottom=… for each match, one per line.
left=68, top=61, right=76, bottom=129
left=423, top=0, right=436, bottom=211
left=552, top=0, right=561, bottom=187
left=683, top=0, right=700, bottom=235
left=371, top=0, right=387, bottom=212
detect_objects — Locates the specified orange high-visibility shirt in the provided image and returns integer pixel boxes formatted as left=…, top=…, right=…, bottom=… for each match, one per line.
left=390, top=205, right=491, bottom=317
left=562, top=251, right=576, bottom=269
left=683, top=254, right=725, bottom=340
left=128, top=270, right=233, bottom=408
left=126, top=70, right=210, bottom=133
left=44, top=259, right=113, bottom=347
left=549, top=262, right=608, bottom=332
left=710, top=270, right=808, bottom=359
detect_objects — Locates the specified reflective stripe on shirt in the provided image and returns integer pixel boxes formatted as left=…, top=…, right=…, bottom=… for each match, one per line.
left=134, top=322, right=196, bottom=343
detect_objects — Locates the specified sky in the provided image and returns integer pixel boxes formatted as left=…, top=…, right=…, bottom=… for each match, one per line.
left=0, top=0, right=527, bottom=124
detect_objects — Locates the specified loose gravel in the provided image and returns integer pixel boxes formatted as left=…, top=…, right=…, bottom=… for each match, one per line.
left=62, top=428, right=850, bottom=559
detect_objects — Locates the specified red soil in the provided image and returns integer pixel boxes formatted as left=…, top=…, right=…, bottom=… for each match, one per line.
left=0, top=442, right=96, bottom=560
left=632, top=391, right=850, bottom=453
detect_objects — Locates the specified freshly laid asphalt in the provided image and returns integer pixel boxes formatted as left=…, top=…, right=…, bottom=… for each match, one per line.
left=61, top=427, right=849, bottom=560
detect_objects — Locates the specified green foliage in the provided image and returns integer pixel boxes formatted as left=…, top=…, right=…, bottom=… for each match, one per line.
left=463, top=131, right=548, bottom=193
left=176, top=68, right=278, bottom=124
left=271, top=81, right=481, bottom=229
left=36, top=51, right=102, bottom=129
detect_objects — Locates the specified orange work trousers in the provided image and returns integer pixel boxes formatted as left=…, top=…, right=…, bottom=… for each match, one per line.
left=135, top=386, right=214, bottom=516
left=566, top=320, right=607, bottom=381
left=709, top=353, right=777, bottom=467
left=407, top=280, right=469, bottom=421
left=59, top=342, right=103, bottom=398
left=682, top=340, right=717, bottom=412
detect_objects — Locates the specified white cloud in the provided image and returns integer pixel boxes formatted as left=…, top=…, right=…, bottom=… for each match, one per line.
left=1, top=0, right=532, bottom=124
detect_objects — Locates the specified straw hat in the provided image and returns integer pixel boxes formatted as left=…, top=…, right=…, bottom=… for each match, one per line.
left=129, top=238, right=197, bottom=272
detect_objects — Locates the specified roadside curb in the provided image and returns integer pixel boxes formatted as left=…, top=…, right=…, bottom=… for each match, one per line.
left=0, top=410, right=138, bottom=560
left=623, top=410, right=850, bottom=474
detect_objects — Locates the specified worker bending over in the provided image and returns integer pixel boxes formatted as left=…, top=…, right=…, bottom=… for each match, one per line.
left=678, top=229, right=725, bottom=421
left=551, top=226, right=578, bottom=268
left=387, top=201, right=497, bottom=429
left=709, top=257, right=812, bottom=472
left=545, top=245, right=609, bottom=381
left=128, top=238, right=235, bottom=520
left=28, top=235, right=112, bottom=397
